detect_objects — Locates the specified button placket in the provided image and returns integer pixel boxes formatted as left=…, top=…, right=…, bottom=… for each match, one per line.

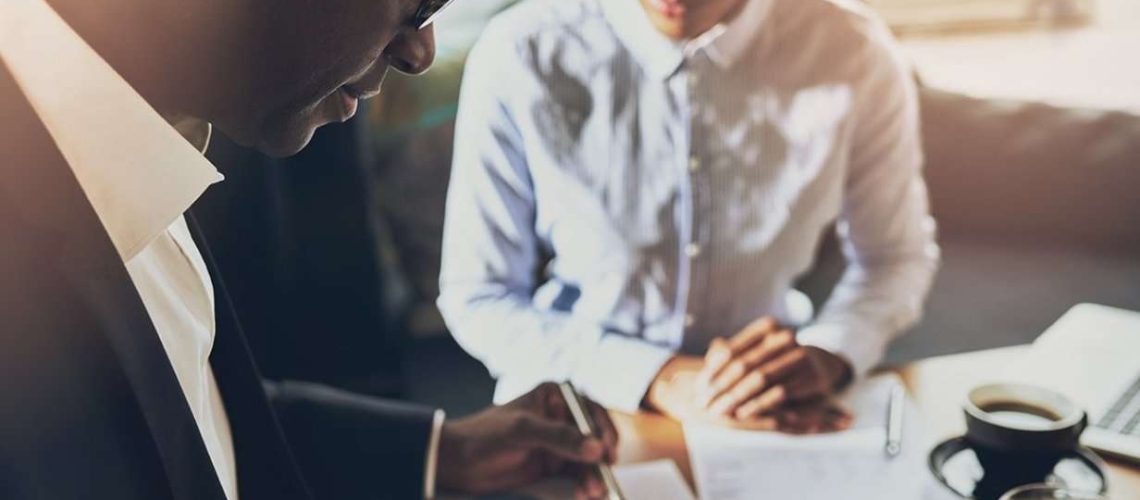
left=685, top=243, right=702, bottom=258
left=681, top=58, right=712, bottom=339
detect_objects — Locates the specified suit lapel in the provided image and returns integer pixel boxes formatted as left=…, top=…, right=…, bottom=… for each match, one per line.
left=0, top=62, right=227, bottom=500
left=187, top=211, right=313, bottom=500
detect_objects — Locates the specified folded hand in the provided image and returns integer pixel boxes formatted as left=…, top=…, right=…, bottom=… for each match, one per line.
left=698, top=317, right=853, bottom=420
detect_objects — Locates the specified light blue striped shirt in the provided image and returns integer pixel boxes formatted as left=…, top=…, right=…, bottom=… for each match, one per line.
left=439, top=0, right=940, bottom=411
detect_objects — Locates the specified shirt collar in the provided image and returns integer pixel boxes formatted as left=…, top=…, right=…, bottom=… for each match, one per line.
left=700, top=0, right=775, bottom=69
left=0, top=0, right=224, bottom=262
left=601, top=0, right=774, bottom=79
left=600, top=0, right=685, bottom=79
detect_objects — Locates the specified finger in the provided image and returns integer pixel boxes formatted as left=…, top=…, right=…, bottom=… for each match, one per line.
left=781, top=409, right=821, bottom=434
left=758, top=346, right=810, bottom=384
left=521, top=382, right=566, bottom=418
left=541, top=382, right=573, bottom=421
left=819, top=411, right=852, bottom=432
left=820, top=406, right=854, bottom=431
left=777, top=417, right=815, bottom=434
left=708, top=330, right=796, bottom=397
left=726, top=317, right=780, bottom=352
left=782, top=371, right=833, bottom=403
left=699, top=338, right=732, bottom=386
left=704, top=331, right=797, bottom=403
left=778, top=408, right=838, bottom=435
left=577, top=466, right=605, bottom=499
left=586, top=400, right=619, bottom=463
left=702, top=318, right=779, bottom=383
left=708, top=369, right=768, bottom=416
left=724, top=413, right=781, bottom=431
left=515, top=414, right=605, bottom=463
left=773, top=404, right=853, bottom=434
left=830, top=405, right=854, bottom=425
left=733, top=385, right=789, bottom=419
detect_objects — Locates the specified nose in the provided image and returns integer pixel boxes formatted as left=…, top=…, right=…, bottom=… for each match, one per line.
left=385, top=25, right=436, bottom=75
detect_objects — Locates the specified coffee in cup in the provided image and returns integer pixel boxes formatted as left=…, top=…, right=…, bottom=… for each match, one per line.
left=964, top=383, right=1089, bottom=500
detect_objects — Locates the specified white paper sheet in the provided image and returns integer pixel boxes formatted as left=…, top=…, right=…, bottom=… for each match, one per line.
left=684, top=374, right=934, bottom=500
left=475, top=459, right=694, bottom=500
left=612, top=459, right=696, bottom=500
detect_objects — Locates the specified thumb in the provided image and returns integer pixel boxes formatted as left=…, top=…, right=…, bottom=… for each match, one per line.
left=516, top=415, right=604, bottom=463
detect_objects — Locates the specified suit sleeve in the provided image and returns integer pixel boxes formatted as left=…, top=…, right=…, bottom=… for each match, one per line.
left=264, top=380, right=438, bottom=500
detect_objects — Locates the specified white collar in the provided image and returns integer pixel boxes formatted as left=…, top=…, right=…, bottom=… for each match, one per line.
left=0, top=0, right=223, bottom=262
left=601, top=0, right=775, bottom=79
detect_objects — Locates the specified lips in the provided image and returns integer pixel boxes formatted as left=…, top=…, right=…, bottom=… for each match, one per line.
left=648, top=0, right=686, bottom=18
left=337, top=86, right=359, bottom=122
left=342, top=83, right=381, bottom=101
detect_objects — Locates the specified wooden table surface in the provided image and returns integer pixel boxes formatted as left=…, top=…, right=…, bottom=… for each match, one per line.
left=612, top=346, right=1140, bottom=499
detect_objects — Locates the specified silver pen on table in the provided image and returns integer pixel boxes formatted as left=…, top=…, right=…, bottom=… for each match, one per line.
left=884, top=382, right=906, bottom=458
left=557, top=382, right=626, bottom=500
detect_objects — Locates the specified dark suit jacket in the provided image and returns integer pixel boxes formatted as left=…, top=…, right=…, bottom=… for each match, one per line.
left=0, top=59, right=435, bottom=499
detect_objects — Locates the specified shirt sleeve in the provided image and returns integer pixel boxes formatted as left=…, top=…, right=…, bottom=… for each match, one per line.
left=796, top=23, right=940, bottom=377
left=437, top=28, right=673, bottom=412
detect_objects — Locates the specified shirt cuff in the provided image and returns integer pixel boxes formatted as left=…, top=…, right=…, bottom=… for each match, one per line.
left=796, top=322, right=888, bottom=378
left=423, top=409, right=446, bottom=499
left=571, top=334, right=676, bottom=413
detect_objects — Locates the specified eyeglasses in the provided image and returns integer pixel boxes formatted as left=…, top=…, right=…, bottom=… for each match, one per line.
left=411, top=0, right=457, bottom=30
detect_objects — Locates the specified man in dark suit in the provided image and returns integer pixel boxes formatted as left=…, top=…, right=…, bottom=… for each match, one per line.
left=0, top=0, right=618, bottom=498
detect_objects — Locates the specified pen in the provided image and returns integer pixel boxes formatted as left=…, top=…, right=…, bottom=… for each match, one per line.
left=557, top=382, right=626, bottom=500
left=885, top=382, right=905, bottom=458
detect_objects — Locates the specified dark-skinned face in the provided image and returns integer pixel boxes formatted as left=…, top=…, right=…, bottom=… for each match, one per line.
left=217, top=0, right=436, bottom=157
left=638, top=0, right=747, bottom=40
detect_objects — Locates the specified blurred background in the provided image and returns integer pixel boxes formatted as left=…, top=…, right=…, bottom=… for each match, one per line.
left=196, top=0, right=1140, bottom=417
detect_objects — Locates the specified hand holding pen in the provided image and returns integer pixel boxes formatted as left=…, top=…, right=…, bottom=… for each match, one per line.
left=560, top=382, right=627, bottom=500
left=436, top=382, right=620, bottom=498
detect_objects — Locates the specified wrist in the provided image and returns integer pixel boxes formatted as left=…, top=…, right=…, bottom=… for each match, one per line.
left=643, top=355, right=702, bottom=412
left=435, top=421, right=466, bottom=493
left=806, top=346, right=853, bottom=391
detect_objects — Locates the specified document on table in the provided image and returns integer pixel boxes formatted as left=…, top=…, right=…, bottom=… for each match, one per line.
left=467, top=459, right=695, bottom=500
left=612, top=460, right=696, bottom=500
left=685, top=374, right=932, bottom=500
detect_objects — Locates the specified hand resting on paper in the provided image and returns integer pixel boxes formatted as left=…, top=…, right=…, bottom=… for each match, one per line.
left=699, top=317, right=853, bottom=418
left=644, top=317, right=853, bottom=433
left=645, top=358, right=852, bottom=434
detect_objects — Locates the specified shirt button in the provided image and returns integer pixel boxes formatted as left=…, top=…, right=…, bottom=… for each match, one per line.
left=685, top=243, right=702, bottom=258
left=688, top=156, right=701, bottom=173
left=684, top=314, right=697, bottom=328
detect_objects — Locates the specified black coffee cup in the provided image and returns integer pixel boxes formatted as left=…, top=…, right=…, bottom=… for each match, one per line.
left=964, top=383, right=1089, bottom=500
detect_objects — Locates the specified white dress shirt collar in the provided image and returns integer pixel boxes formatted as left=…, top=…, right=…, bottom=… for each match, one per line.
left=599, top=0, right=684, bottom=79
left=0, top=0, right=224, bottom=263
left=600, top=0, right=774, bottom=79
